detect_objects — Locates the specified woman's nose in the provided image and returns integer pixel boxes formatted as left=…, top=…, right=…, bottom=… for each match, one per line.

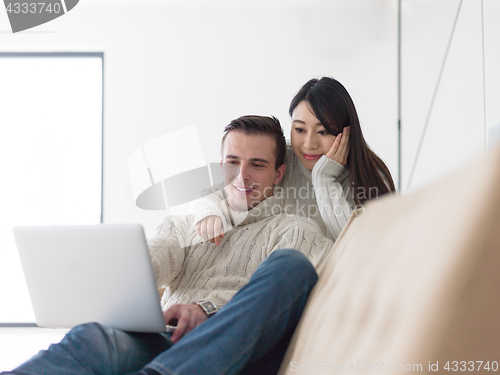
left=304, top=133, right=318, bottom=150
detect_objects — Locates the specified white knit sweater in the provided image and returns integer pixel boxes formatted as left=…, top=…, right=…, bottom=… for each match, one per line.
left=191, top=145, right=355, bottom=241
left=147, top=195, right=333, bottom=311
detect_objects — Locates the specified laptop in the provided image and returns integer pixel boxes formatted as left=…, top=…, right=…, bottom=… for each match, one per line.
left=13, top=224, right=167, bottom=333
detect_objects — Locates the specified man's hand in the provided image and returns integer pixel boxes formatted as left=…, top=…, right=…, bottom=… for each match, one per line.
left=195, top=215, right=225, bottom=246
left=163, top=304, right=208, bottom=343
left=325, top=126, right=350, bottom=165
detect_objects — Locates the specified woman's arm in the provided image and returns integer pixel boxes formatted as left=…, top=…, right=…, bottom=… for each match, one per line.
left=189, top=192, right=225, bottom=226
left=311, top=155, right=354, bottom=241
left=189, top=191, right=229, bottom=245
left=311, top=126, right=353, bottom=240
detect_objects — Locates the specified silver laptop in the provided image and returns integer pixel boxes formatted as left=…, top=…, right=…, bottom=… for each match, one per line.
left=13, top=224, right=166, bottom=333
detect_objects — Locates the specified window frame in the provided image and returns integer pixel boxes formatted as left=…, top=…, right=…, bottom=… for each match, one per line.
left=0, top=51, right=104, bottom=327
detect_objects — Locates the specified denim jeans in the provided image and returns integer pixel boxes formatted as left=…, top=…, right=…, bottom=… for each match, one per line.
left=5, top=249, right=318, bottom=375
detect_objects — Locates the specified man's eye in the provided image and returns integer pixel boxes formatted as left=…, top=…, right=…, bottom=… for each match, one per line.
left=254, top=164, right=263, bottom=168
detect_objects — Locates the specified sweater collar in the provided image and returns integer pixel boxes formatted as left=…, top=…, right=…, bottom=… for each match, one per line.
left=220, top=194, right=284, bottom=227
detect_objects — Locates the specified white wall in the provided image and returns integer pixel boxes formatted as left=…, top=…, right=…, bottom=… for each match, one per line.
left=401, top=0, right=500, bottom=191
left=1, top=0, right=497, bottom=235
left=1, top=0, right=398, bottom=235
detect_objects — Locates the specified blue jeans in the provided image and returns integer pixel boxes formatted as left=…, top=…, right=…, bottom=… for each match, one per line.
left=5, top=249, right=317, bottom=375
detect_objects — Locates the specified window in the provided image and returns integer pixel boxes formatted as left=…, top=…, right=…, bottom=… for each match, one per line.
left=0, top=53, right=103, bottom=323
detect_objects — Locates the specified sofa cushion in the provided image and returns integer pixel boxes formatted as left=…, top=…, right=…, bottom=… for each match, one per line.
left=279, top=146, right=500, bottom=374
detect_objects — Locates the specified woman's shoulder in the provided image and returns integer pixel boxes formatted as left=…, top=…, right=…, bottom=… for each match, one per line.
left=285, top=140, right=294, bottom=156
left=280, top=143, right=304, bottom=186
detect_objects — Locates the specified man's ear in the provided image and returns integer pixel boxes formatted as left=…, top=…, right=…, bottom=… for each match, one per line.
left=274, top=164, right=286, bottom=185
left=220, top=160, right=223, bottom=175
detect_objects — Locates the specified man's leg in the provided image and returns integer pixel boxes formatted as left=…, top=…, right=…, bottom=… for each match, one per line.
left=5, top=249, right=316, bottom=375
left=3, top=323, right=172, bottom=375
left=143, top=248, right=318, bottom=375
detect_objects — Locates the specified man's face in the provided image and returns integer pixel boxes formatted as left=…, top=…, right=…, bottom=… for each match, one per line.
left=221, top=131, right=286, bottom=212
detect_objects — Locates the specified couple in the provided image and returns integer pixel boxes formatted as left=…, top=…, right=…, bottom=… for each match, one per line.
left=6, top=77, right=395, bottom=375
left=8, top=115, right=332, bottom=375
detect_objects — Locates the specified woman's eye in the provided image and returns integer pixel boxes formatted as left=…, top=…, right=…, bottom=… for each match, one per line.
left=294, top=128, right=305, bottom=134
left=318, top=130, right=328, bottom=135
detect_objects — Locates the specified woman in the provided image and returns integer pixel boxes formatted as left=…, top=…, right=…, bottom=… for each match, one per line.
left=194, top=77, right=395, bottom=243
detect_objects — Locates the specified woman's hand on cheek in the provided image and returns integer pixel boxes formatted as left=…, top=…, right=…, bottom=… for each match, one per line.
left=325, top=126, right=350, bottom=165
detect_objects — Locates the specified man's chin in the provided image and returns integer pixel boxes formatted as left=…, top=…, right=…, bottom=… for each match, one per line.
left=227, top=198, right=250, bottom=212
left=226, top=188, right=266, bottom=212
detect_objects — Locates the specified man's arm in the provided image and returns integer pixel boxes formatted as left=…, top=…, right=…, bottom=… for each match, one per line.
left=149, top=216, right=223, bottom=343
left=147, top=216, right=191, bottom=288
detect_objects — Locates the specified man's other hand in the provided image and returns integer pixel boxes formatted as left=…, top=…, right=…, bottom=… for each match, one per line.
left=195, top=215, right=225, bottom=246
left=163, top=303, right=208, bottom=343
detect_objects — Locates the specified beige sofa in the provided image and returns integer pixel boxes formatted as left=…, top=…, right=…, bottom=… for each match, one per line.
left=279, top=146, right=500, bottom=374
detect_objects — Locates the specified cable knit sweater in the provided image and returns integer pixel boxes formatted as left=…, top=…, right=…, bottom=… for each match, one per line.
left=191, top=145, right=355, bottom=241
left=147, top=195, right=333, bottom=311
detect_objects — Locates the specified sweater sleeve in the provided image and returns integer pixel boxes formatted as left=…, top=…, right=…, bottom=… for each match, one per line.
left=311, top=155, right=354, bottom=241
left=146, top=216, right=190, bottom=288
left=189, top=191, right=227, bottom=227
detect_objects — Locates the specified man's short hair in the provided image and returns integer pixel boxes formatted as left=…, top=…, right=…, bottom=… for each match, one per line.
left=221, top=115, right=286, bottom=170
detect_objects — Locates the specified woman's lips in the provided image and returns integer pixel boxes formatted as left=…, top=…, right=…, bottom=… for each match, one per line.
left=303, top=153, right=322, bottom=161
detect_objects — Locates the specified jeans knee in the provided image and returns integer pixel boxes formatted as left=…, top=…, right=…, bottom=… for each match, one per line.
left=268, top=249, right=318, bottom=288
left=69, top=322, right=115, bottom=343
left=268, top=248, right=308, bottom=263
left=75, top=322, right=106, bottom=333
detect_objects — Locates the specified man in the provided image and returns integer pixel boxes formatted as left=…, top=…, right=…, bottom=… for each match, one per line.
left=5, top=116, right=333, bottom=375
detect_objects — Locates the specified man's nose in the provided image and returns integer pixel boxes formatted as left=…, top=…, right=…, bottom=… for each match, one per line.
left=237, top=163, right=251, bottom=181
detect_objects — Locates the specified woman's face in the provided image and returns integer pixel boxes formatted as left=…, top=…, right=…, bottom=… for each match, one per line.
left=291, top=101, right=336, bottom=170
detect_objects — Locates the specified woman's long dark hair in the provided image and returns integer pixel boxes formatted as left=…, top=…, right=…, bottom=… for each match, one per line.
left=289, top=77, right=396, bottom=206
